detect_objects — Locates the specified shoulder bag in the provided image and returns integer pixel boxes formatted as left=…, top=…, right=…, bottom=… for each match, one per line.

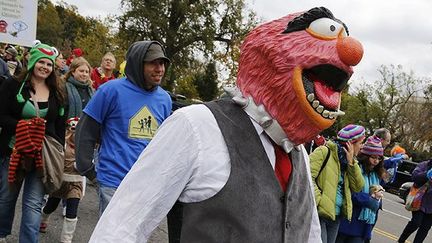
left=405, top=181, right=430, bottom=211
left=31, top=92, right=65, bottom=194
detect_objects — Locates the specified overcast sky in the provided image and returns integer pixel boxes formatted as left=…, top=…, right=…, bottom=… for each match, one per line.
left=65, top=0, right=432, bottom=87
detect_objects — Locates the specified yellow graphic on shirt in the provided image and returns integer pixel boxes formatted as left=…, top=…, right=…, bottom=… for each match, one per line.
left=128, top=106, right=159, bottom=139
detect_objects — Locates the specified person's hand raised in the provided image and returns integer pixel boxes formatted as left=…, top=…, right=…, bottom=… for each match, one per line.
left=343, top=141, right=354, bottom=166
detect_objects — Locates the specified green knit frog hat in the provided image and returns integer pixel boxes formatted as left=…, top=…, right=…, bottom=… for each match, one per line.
left=27, top=40, right=58, bottom=71
left=16, top=40, right=59, bottom=103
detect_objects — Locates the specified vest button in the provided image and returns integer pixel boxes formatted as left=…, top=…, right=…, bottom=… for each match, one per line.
left=285, top=222, right=290, bottom=228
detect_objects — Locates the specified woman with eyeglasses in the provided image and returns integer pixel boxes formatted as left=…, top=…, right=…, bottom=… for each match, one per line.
left=336, top=136, right=387, bottom=243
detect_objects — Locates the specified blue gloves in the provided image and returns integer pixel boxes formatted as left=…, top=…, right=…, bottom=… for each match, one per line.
left=384, top=154, right=405, bottom=169
left=393, top=154, right=405, bottom=162
left=427, top=168, right=432, bottom=180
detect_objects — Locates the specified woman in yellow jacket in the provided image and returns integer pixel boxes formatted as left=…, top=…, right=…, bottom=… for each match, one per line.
left=310, top=124, right=366, bottom=243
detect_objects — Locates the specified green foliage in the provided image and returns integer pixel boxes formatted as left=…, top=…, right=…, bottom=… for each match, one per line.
left=118, top=0, right=258, bottom=91
left=75, top=20, right=115, bottom=67
left=36, top=1, right=123, bottom=69
left=175, top=75, right=199, bottom=99
left=55, top=1, right=89, bottom=45
left=37, top=0, right=63, bottom=47
left=336, top=64, right=432, bottom=158
left=193, top=62, right=219, bottom=101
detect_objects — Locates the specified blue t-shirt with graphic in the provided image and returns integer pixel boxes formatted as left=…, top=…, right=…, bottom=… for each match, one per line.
left=84, top=78, right=172, bottom=187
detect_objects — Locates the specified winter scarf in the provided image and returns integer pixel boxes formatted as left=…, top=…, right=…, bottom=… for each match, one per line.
left=66, top=77, right=93, bottom=119
left=358, top=167, right=380, bottom=224
left=8, top=117, right=46, bottom=183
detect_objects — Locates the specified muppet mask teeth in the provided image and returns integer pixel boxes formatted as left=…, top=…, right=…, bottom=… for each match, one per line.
left=306, top=93, right=344, bottom=119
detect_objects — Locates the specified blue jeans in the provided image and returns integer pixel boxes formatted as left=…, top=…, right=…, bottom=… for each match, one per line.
left=98, top=185, right=117, bottom=217
left=0, top=156, right=45, bottom=243
left=320, top=216, right=341, bottom=243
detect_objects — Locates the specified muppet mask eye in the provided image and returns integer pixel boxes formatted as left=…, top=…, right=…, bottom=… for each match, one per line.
left=306, top=18, right=347, bottom=39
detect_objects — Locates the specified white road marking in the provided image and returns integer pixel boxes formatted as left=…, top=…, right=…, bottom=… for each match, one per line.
left=381, top=208, right=411, bottom=221
left=383, top=197, right=402, bottom=205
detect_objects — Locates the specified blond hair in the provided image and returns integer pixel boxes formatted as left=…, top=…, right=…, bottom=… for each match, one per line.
left=65, top=57, right=93, bottom=86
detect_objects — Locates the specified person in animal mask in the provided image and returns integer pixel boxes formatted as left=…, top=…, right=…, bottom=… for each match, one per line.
left=89, top=7, right=363, bottom=243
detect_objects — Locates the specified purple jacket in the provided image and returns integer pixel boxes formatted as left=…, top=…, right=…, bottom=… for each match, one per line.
left=412, top=160, right=432, bottom=213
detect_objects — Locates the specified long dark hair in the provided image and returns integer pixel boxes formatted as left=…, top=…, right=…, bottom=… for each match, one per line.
left=16, top=66, right=65, bottom=104
left=357, top=153, right=388, bottom=180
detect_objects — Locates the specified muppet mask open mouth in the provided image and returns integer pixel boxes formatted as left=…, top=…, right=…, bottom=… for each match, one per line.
left=292, top=65, right=349, bottom=129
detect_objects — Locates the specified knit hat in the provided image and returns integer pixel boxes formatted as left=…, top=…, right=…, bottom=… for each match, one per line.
left=391, top=145, right=406, bottom=156
left=337, top=124, right=366, bottom=142
left=360, top=136, right=384, bottom=156
left=27, top=40, right=58, bottom=71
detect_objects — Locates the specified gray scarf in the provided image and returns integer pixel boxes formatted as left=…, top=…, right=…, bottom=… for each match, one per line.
left=66, top=77, right=93, bottom=118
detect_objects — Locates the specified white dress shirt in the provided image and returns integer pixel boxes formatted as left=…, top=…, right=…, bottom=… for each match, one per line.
left=89, top=104, right=321, bottom=243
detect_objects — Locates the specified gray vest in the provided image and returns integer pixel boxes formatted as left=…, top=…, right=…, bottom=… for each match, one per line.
left=180, top=99, right=313, bottom=243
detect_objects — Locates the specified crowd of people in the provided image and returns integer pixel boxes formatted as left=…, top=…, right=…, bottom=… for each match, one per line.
left=309, top=128, right=432, bottom=243
left=0, top=6, right=431, bottom=243
left=0, top=40, right=172, bottom=243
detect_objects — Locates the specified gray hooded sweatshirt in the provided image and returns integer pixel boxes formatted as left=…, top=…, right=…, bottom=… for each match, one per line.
left=125, top=41, right=169, bottom=91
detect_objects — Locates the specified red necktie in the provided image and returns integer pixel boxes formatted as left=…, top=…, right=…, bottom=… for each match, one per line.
left=273, top=144, right=292, bottom=192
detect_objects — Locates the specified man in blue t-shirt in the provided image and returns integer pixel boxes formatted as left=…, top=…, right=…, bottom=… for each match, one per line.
left=75, top=41, right=172, bottom=215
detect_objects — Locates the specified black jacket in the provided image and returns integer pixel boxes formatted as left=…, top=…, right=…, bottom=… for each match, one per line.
left=0, top=77, right=66, bottom=156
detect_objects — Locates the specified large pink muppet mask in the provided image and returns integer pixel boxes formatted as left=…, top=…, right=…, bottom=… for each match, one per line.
left=237, top=7, right=363, bottom=145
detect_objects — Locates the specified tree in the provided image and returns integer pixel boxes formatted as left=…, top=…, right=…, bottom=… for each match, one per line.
left=74, top=18, right=116, bottom=67
left=36, top=0, right=63, bottom=47
left=117, top=0, right=258, bottom=91
left=37, top=1, right=120, bottom=68
left=193, top=62, right=219, bottom=101
left=175, top=74, right=199, bottom=99
left=345, top=65, right=431, bottom=156
left=55, top=1, right=88, bottom=46
left=399, top=83, right=432, bottom=153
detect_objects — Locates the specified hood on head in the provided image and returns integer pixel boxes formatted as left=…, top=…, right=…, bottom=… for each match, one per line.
left=125, top=41, right=168, bottom=90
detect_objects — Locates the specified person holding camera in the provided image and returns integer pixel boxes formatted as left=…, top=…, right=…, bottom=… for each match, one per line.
left=336, top=136, right=387, bottom=243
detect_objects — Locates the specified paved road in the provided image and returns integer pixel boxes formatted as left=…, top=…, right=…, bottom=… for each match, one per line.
left=5, top=182, right=169, bottom=243
left=4, top=187, right=431, bottom=242
left=373, top=192, right=432, bottom=243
